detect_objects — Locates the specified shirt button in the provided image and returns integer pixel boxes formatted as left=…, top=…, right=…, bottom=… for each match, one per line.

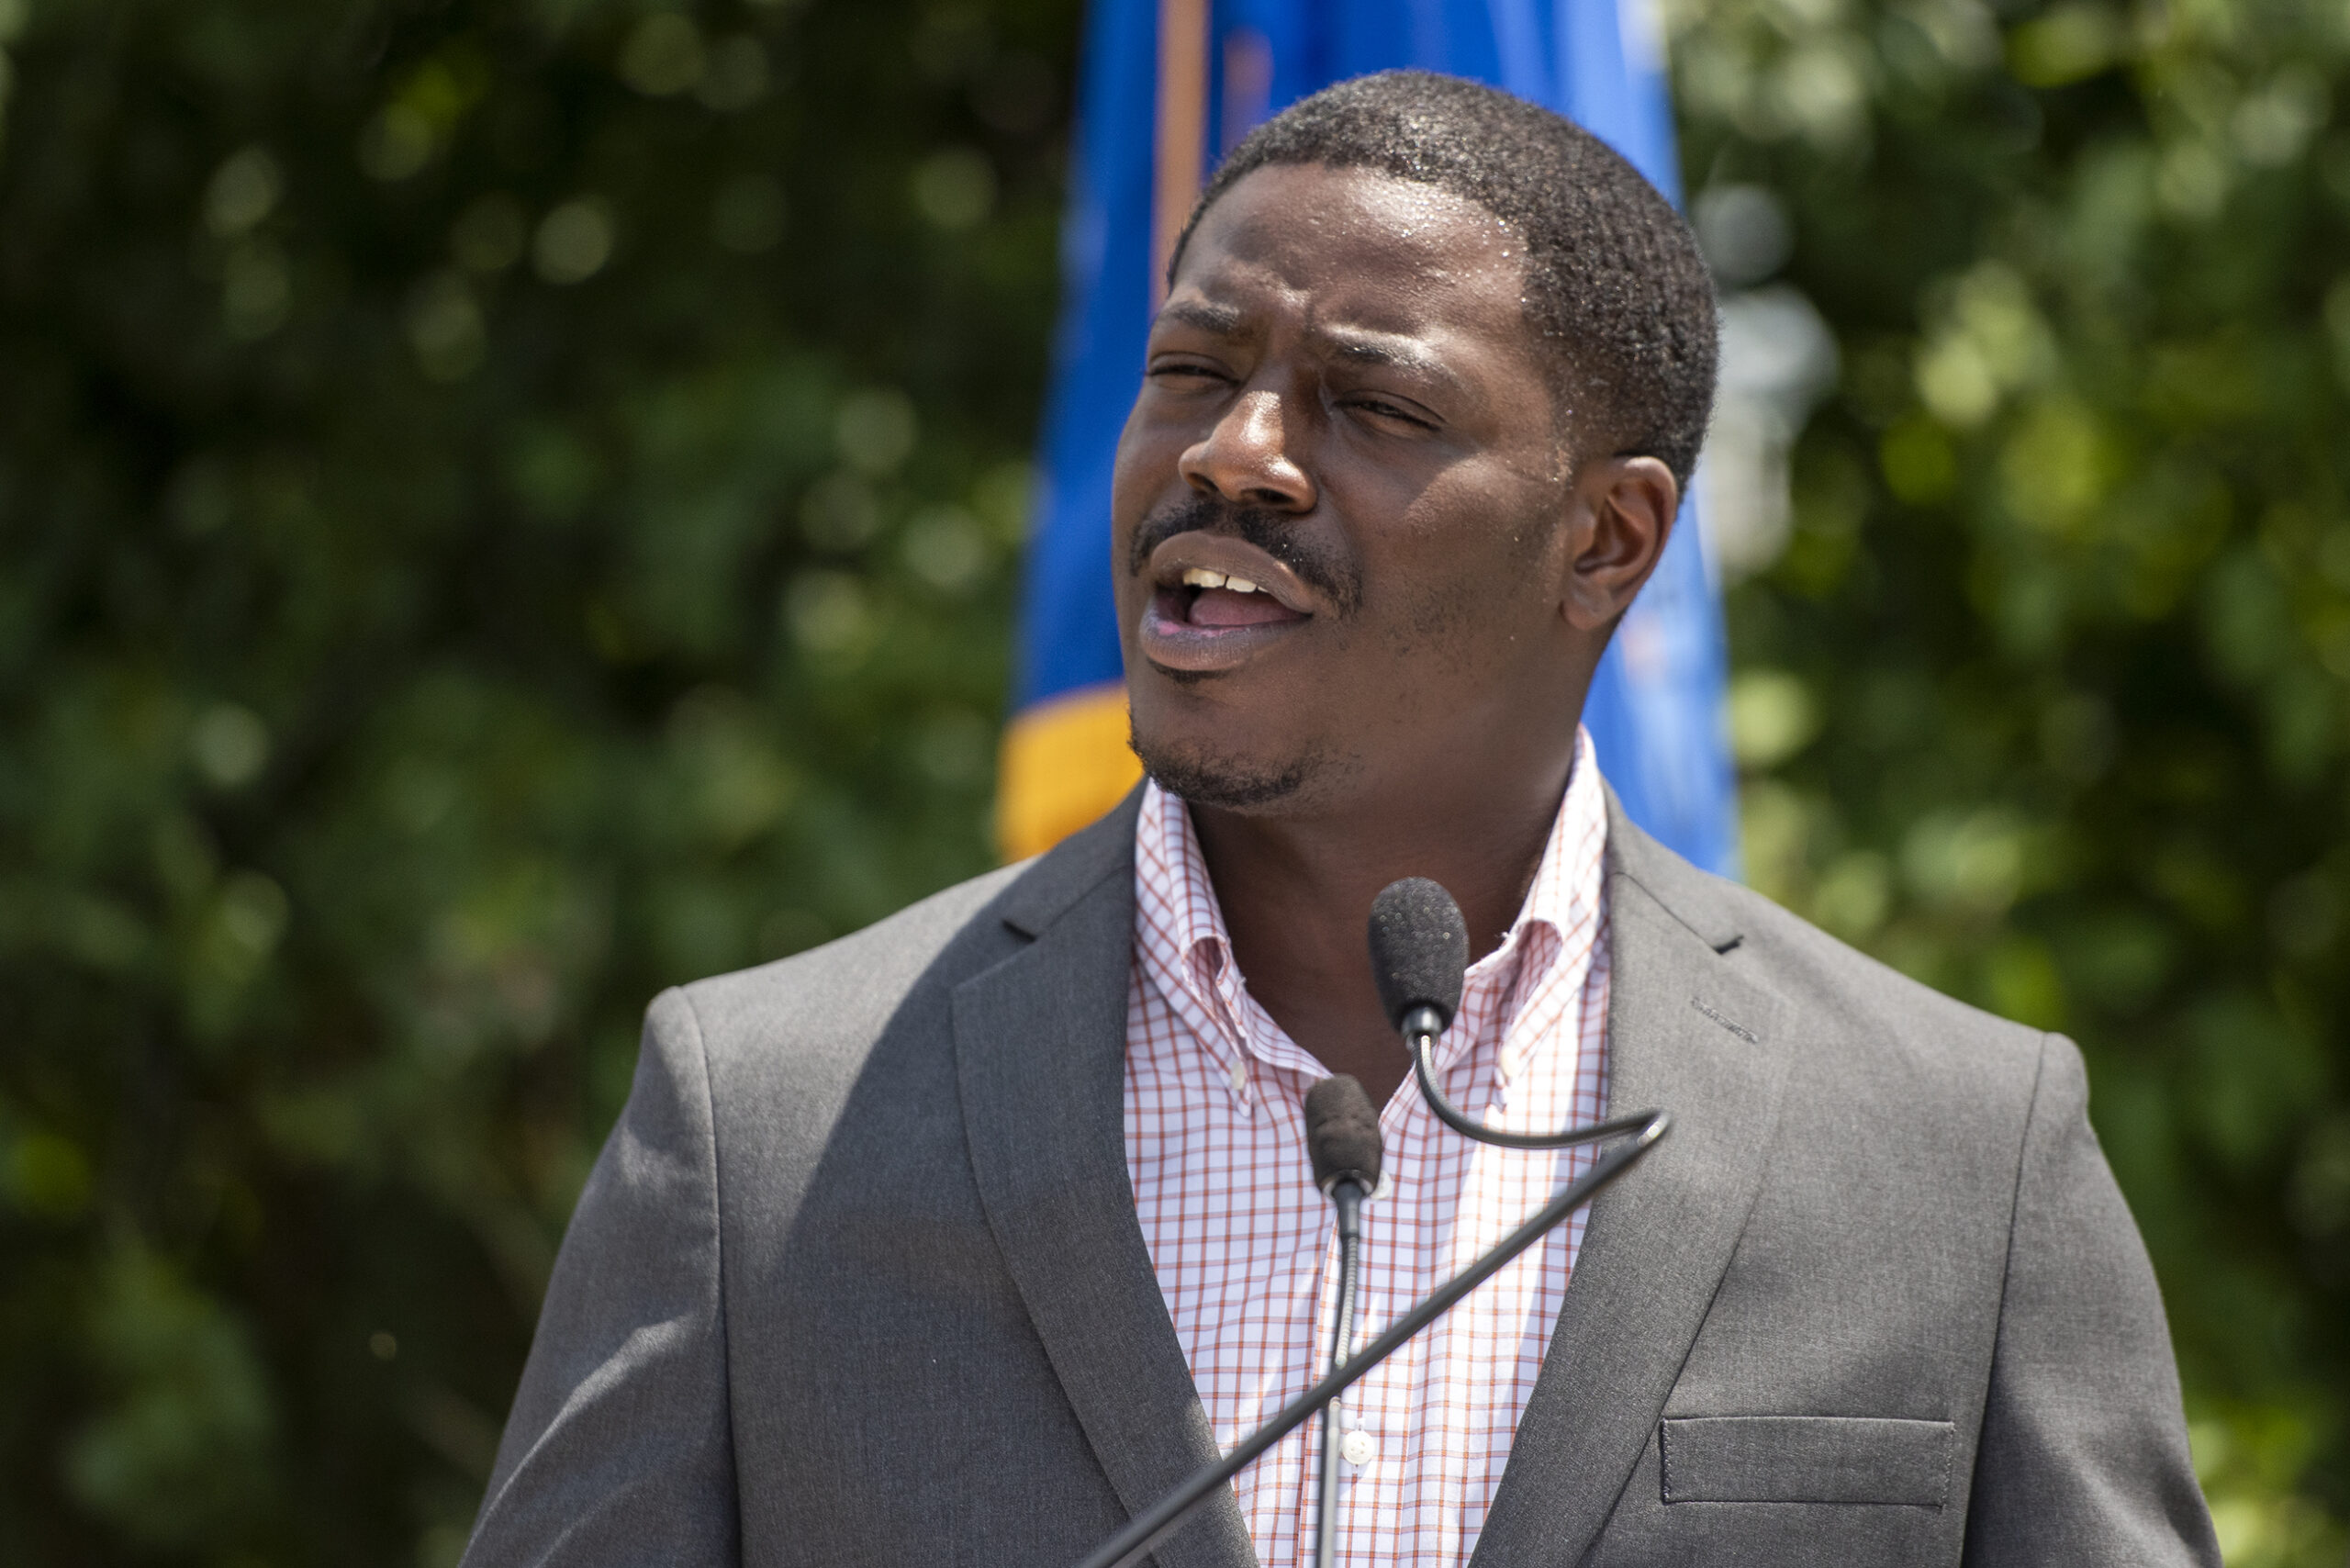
left=1227, top=1058, right=1248, bottom=1095
left=1339, top=1428, right=1378, bottom=1467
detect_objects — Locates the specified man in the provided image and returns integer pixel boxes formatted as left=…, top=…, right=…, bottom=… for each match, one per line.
left=463, top=73, right=2219, bottom=1567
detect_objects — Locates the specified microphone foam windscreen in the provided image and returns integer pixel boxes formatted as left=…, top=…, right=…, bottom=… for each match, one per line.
left=1367, top=877, right=1470, bottom=1031
left=1304, top=1074, right=1383, bottom=1193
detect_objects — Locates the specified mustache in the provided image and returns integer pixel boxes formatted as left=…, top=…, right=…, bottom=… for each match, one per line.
left=1125, top=493, right=1361, bottom=614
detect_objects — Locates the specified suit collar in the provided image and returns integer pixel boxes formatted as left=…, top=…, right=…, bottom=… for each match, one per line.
left=1472, top=790, right=1793, bottom=1566
left=955, top=788, right=1256, bottom=1568
left=995, top=783, right=1147, bottom=940
left=1597, top=779, right=1746, bottom=954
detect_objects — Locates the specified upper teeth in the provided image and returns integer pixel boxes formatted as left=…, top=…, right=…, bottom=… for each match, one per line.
left=1181, top=568, right=1260, bottom=593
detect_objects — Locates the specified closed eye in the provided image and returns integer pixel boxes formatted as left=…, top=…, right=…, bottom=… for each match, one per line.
left=1147, top=357, right=1233, bottom=386
left=1345, top=394, right=1438, bottom=431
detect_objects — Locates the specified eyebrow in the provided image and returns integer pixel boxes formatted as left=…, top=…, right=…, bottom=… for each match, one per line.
left=1154, top=301, right=1469, bottom=398
left=1155, top=299, right=1248, bottom=339
left=1316, top=328, right=1463, bottom=393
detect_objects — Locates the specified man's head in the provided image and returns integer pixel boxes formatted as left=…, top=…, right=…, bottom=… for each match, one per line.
left=1113, top=71, right=1716, bottom=820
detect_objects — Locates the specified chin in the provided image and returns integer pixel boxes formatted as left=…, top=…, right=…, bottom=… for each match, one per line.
left=1129, top=724, right=1349, bottom=814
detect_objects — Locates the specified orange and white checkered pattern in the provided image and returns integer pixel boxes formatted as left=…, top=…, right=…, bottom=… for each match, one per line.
left=1125, top=728, right=1612, bottom=1568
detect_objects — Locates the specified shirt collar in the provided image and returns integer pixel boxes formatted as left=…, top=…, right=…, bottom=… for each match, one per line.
left=1472, top=724, right=1608, bottom=999
left=1133, top=726, right=1609, bottom=1070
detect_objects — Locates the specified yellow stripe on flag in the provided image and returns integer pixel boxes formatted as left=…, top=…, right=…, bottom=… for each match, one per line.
left=995, top=683, right=1145, bottom=862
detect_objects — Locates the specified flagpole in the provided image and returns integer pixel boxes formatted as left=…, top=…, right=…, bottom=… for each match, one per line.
left=1151, top=0, right=1211, bottom=305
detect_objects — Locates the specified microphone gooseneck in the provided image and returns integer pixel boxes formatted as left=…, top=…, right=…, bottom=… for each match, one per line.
left=1316, top=1177, right=1365, bottom=1568
left=1302, top=1075, right=1382, bottom=1568
left=1376, top=878, right=1665, bottom=1154
left=1069, top=1109, right=1668, bottom=1568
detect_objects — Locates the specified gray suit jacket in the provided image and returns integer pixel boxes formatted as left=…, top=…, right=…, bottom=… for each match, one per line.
left=464, top=790, right=2220, bottom=1567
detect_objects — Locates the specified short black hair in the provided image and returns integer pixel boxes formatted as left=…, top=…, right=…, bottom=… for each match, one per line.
left=1173, top=70, right=1718, bottom=488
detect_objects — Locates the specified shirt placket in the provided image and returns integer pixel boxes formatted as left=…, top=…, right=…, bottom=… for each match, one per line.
left=1177, top=942, right=1340, bottom=1567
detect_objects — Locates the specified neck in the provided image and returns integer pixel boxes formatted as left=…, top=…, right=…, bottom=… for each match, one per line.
left=1186, top=730, right=1580, bottom=1103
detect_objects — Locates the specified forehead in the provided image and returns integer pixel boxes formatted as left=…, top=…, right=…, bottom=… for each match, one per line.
left=1169, top=163, right=1540, bottom=361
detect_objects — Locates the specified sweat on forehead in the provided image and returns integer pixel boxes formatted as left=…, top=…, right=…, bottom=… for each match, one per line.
left=1170, top=70, right=1718, bottom=491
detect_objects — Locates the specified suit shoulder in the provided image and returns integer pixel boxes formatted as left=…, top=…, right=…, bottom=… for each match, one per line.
left=1623, top=847, right=2045, bottom=1081
left=1742, top=881, right=2043, bottom=1075
left=669, top=859, right=1031, bottom=1058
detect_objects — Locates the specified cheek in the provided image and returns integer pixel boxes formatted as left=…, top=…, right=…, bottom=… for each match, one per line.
left=1371, top=578, right=1511, bottom=696
left=1360, top=482, right=1564, bottom=669
left=1110, top=409, right=1174, bottom=517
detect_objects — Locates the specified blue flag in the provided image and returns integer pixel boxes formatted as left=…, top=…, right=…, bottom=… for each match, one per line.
left=999, top=0, right=1737, bottom=879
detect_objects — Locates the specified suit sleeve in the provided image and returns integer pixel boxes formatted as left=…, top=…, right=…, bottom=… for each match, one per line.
left=462, top=989, right=739, bottom=1567
left=1961, top=1034, right=2219, bottom=1567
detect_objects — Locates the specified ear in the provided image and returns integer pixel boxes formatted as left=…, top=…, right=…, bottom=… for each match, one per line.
left=1560, top=455, right=1679, bottom=633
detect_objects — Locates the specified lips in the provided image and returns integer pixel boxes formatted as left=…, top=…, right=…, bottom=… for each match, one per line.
left=1138, top=565, right=1313, bottom=674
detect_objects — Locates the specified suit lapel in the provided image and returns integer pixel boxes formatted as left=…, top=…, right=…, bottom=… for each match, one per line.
left=1472, top=800, right=1796, bottom=1567
left=954, top=799, right=1256, bottom=1568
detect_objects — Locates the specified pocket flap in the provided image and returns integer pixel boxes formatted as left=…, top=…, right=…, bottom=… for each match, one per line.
left=1661, top=1416, right=1953, bottom=1506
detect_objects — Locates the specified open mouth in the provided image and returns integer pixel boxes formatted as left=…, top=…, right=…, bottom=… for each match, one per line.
left=1158, top=566, right=1311, bottom=631
left=1141, top=565, right=1313, bottom=673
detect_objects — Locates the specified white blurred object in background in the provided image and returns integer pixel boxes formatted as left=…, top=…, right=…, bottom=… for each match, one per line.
left=1690, top=184, right=1840, bottom=582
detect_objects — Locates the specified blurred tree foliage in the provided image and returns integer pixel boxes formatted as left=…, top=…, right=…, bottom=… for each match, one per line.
left=0, top=0, right=1076, bottom=1560
left=1673, top=0, right=2350, bottom=1558
left=5, top=0, right=2349, bottom=1563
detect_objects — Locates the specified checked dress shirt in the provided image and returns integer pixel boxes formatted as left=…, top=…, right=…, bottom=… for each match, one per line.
left=1124, top=726, right=1614, bottom=1567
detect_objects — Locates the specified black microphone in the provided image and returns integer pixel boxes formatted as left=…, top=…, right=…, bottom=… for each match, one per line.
left=1070, top=880, right=1672, bottom=1568
left=1302, top=1076, right=1382, bottom=1568
left=1304, top=1073, right=1382, bottom=1194
left=1367, top=876, right=1470, bottom=1040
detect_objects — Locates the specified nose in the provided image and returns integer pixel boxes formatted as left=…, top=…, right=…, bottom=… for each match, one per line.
left=1178, top=389, right=1316, bottom=512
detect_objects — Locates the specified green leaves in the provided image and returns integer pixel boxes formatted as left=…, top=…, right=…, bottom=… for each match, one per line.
left=1678, top=0, right=2350, bottom=1549
left=0, top=0, right=1073, bottom=1558
left=63, top=1238, right=279, bottom=1550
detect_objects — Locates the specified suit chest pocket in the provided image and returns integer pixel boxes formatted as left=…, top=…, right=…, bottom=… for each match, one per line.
left=1660, top=1416, right=1954, bottom=1506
